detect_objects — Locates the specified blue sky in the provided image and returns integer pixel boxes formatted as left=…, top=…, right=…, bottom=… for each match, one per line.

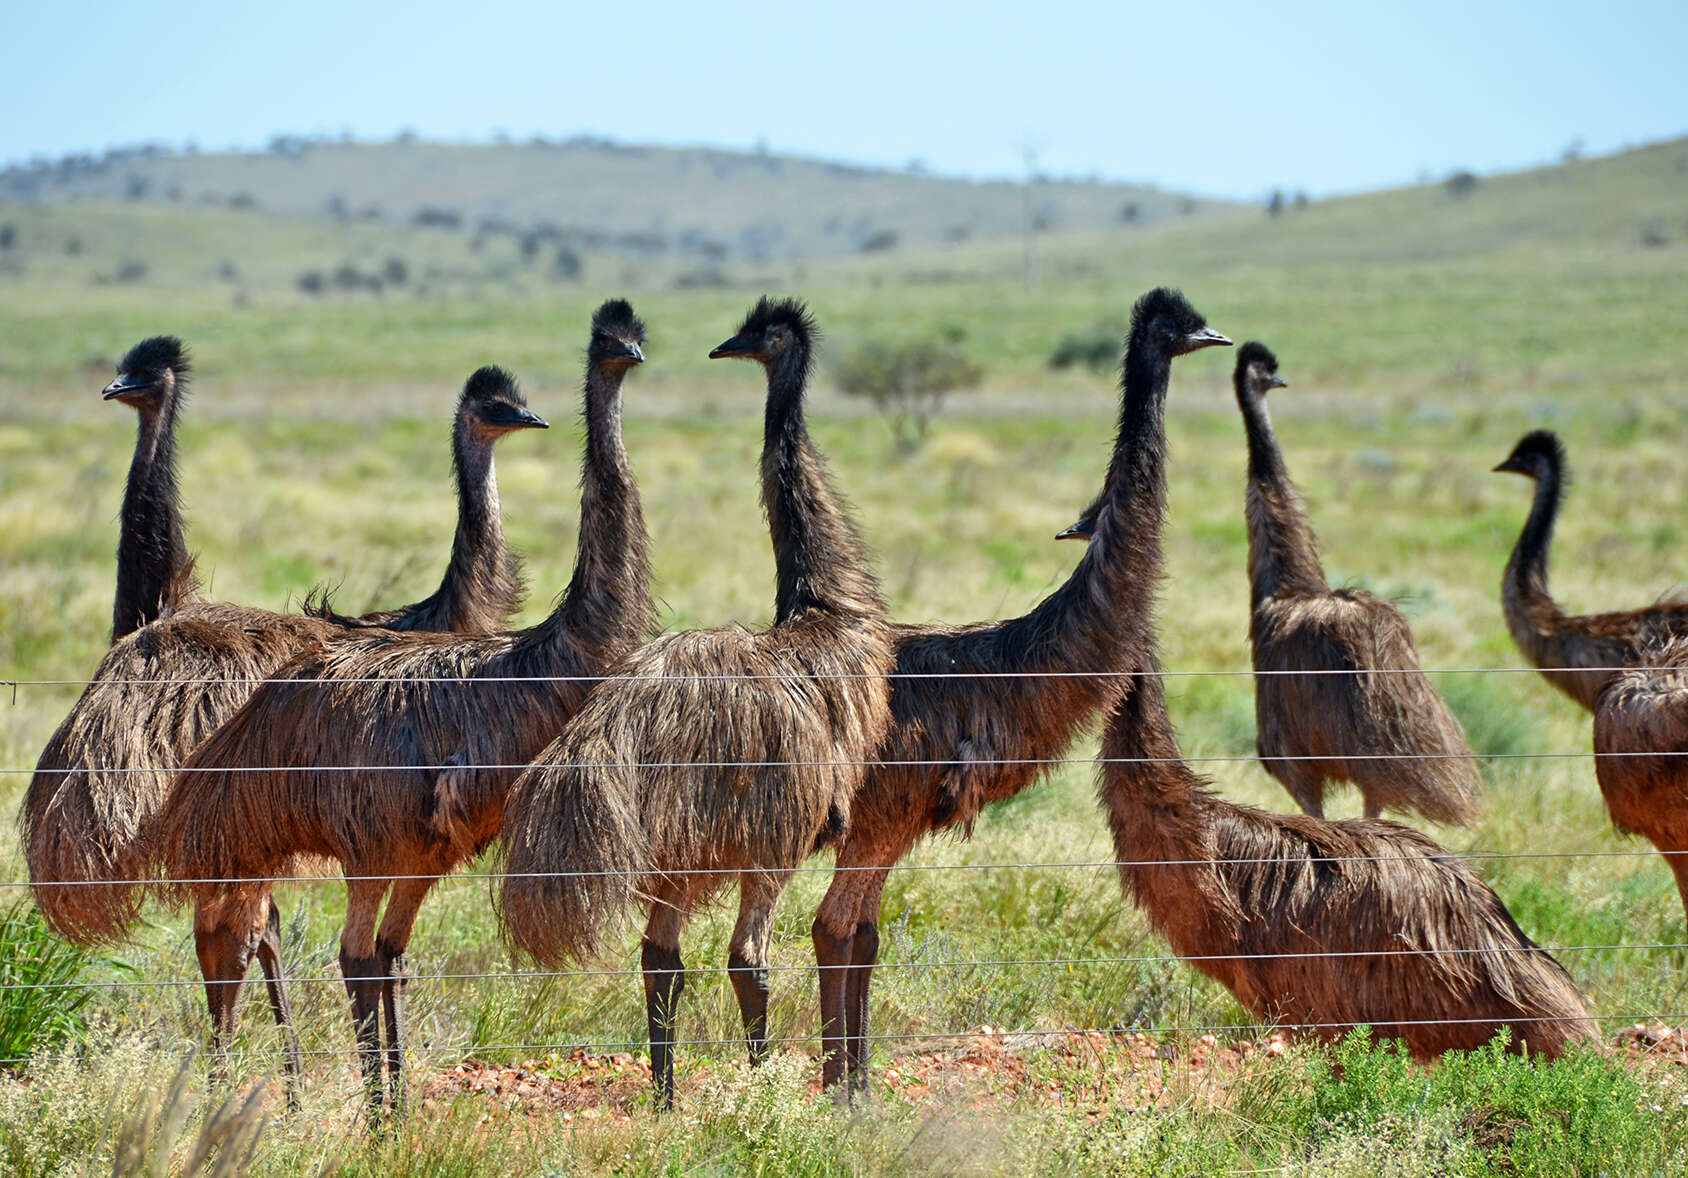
left=2, top=0, right=1683, bottom=199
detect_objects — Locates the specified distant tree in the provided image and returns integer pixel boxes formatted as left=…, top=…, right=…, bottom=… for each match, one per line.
left=1266, top=189, right=1285, bottom=217
left=1179, top=198, right=1196, bottom=215
left=64, top=236, right=82, bottom=256
left=382, top=256, right=409, bottom=285
left=1561, top=137, right=1584, bottom=164
left=227, top=192, right=259, bottom=211
left=326, top=194, right=347, bottom=220
left=297, top=270, right=325, bottom=296
left=1118, top=201, right=1140, bottom=223
left=216, top=259, right=239, bottom=282
left=1639, top=223, right=1670, bottom=249
left=113, top=259, right=148, bottom=284
left=1047, top=320, right=1125, bottom=374
left=0, top=224, right=14, bottom=251
left=858, top=228, right=900, bottom=253
left=395, top=128, right=418, bottom=146
left=1445, top=170, right=1479, bottom=197
left=124, top=174, right=148, bottom=201
left=412, top=206, right=462, bottom=229
left=1293, top=190, right=1310, bottom=210
left=834, top=327, right=984, bottom=453
left=552, top=246, right=582, bottom=280
left=943, top=223, right=973, bottom=243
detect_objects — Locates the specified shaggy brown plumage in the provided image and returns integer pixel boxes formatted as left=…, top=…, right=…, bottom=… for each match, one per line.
left=1236, top=342, right=1479, bottom=825
left=500, top=297, right=895, bottom=1110
left=1101, top=657, right=1596, bottom=1060
left=1592, top=638, right=1688, bottom=925
left=1496, top=430, right=1688, bottom=712
left=163, top=301, right=652, bottom=1122
left=23, top=363, right=547, bottom=949
left=104, top=336, right=194, bottom=640
left=807, top=288, right=1231, bottom=1095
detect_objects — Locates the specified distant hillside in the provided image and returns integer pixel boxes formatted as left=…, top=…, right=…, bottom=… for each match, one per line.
left=0, top=136, right=1232, bottom=262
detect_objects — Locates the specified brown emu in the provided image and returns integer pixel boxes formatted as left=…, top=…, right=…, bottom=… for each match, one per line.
left=808, top=288, right=1230, bottom=1096
left=23, top=362, right=546, bottom=950
left=500, top=297, right=895, bottom=1110
left=1227, top=341, right=1479, bottom=825
left=1093, top=401, right=1592, bottom=1058
left=1099, top=656, right=1595, bottom=1060
left=1496, top=429, right=1688, bottom=712
left=164, top=301, right=652, bottom=1122
left=103, top=336, right=194, bottom=641
left=1592, top=639, right=1688, bottom=925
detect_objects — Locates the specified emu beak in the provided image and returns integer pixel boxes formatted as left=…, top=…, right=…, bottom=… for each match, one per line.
left=622, top=342, right=646, bottom=364
left=709, top=334, right=757, bottom=360
left=1492, top=459, right=1518, bottom=474
left=1270, top=374, right=1289, bottom=389
left=514, top=408, right=549, bottom=430
left=1055, top=519, right=1096, bottom=542
left=102, top=374, right=151, bottom=400
left=1178, top=328, right=1232, bottom=355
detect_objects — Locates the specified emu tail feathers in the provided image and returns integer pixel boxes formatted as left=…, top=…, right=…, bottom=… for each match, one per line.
left=498, top=750, right=648, bottom=967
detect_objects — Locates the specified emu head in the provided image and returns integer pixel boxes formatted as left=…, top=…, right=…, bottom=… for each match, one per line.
left=708, top=296, right=817, bottom=367
left=1493, top=429, right=1565, bottom=481
left=459, top=366, right=548, bottom=437
left=1128, top=288, right=1230, bottom=359
left=1235, top=341, right=1288, bottom=402
left=588, top=298, right=647, bottom=372
left=104, top=336, right=189, bottom=411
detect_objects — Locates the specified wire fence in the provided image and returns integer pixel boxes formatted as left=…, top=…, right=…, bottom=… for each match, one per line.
left=6, top=660, right=1688, bottom=1090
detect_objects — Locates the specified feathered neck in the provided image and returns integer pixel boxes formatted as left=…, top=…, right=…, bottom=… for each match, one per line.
left=112, top=385, right=190, bottom=640
left=1502, top=459, right=1567, bottom=631
left=760, top=344, right=885, bottom=623
left=1238, top=388, right=1327, bottom=603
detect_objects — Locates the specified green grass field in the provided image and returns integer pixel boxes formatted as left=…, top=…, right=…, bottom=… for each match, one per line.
left=2, top=138, right=1688, bottom=1175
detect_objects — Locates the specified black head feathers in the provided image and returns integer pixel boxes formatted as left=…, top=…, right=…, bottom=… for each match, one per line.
left=118, top=336, right=190, bottom=381
left=1128, top=288, right=1206, bottom=343
left=461, top=365, right=525, bottom=406
left=591, top=298, right=647, bottom=344
left=1496, top=429, right=1566, bottom=476
left=735, top=296, right=818, bottom=351
left=1237, top=341, right=1279, bottom=374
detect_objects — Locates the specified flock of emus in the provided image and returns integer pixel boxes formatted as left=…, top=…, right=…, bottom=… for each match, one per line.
left=19, top=289, right=1688, bottom=1125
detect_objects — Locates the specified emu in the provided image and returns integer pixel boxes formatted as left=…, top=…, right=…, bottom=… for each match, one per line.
left=163, top=301, right=652, bottom=1123
left=1495, top=429, right=1688, bottom=711
left=1592, top=639, right=1688, bottom=926
left=807, top=288, right=1229, bottom=1096
left=23, top=362, right=545, bottom=950
left=103, top=336, right=194, bottom=641
left=1223, top=341, right=1478, bottom=825
left=500, top=297, right=896, bottom=1111
left=1100, top=655, right=1596, bottom=1060
left=1086, top=381, right=1594, bottom=1059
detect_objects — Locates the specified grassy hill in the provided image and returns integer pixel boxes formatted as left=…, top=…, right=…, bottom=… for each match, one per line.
left=0, top=136, right=1230, bottom=264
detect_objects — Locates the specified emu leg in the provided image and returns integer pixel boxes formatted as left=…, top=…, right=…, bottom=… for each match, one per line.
left=727, top=880, right=776, bottom=1066
left=340, top=878, right=389, bottom=1130
left=812, top=918, right=853, bottom=1094
left=1664, top=846, right=1688, bottom=932
left=641, top=938, right=686, bottom=1111
left=253, top=897, right=303, bottom=1106
left=844, top=921, right=880, bottom=1096
left=373, top=877, right=434, bottom=1120
left=193, top=891, right=266, bottom=1085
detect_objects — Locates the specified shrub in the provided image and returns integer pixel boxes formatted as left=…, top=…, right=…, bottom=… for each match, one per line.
left=296, top=270, right=324, bottom=296
left=1047, top=321, right=1124, bottom=374
left=0, top=902, right=106, bottom=1066
left=551, top=246, right=582, bottom=281
left=859, top=228, right=900, bottom=253
left=1445, top=170, right=1479, bottom=197
left=835, top=327, right=983, bottom=452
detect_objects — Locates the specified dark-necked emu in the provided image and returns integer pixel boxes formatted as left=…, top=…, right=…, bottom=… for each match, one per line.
left=103, top=336, right=193, bottom=641
left=500, top=297, right=896, bottom=1111
left=23, top=358, right=548, bottom=1101
left=1496, top=429, right=1688, bottom=711
left=163, top=301, right=653, bottom=1126
left=808, top=288, right=1228, bottom=1097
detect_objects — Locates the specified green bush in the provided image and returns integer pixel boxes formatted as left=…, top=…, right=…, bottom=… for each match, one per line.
left=1046, top=322, right=1124, bottom=374
left=834, top=327, right=983, bottom=452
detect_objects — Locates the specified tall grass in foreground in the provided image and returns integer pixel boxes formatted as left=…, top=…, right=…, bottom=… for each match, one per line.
left=1, top=1031, right=1683, bottom=1176
left=0, top=901, right=111, bottom=1067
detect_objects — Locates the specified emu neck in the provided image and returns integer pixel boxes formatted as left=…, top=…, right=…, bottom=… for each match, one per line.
left=1239, top=393, right=1326, bottom=604
left=428, top=417, right=516, bottom=629
left=550, top=359, right=653, bottom=651
left=112, top=397, right=188, bottom=641
left=999, top=337, right=1175, bottom=677
left=1502, top=467, right=1566, bottom=638
left=761, top=348, right=884, bottom=624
